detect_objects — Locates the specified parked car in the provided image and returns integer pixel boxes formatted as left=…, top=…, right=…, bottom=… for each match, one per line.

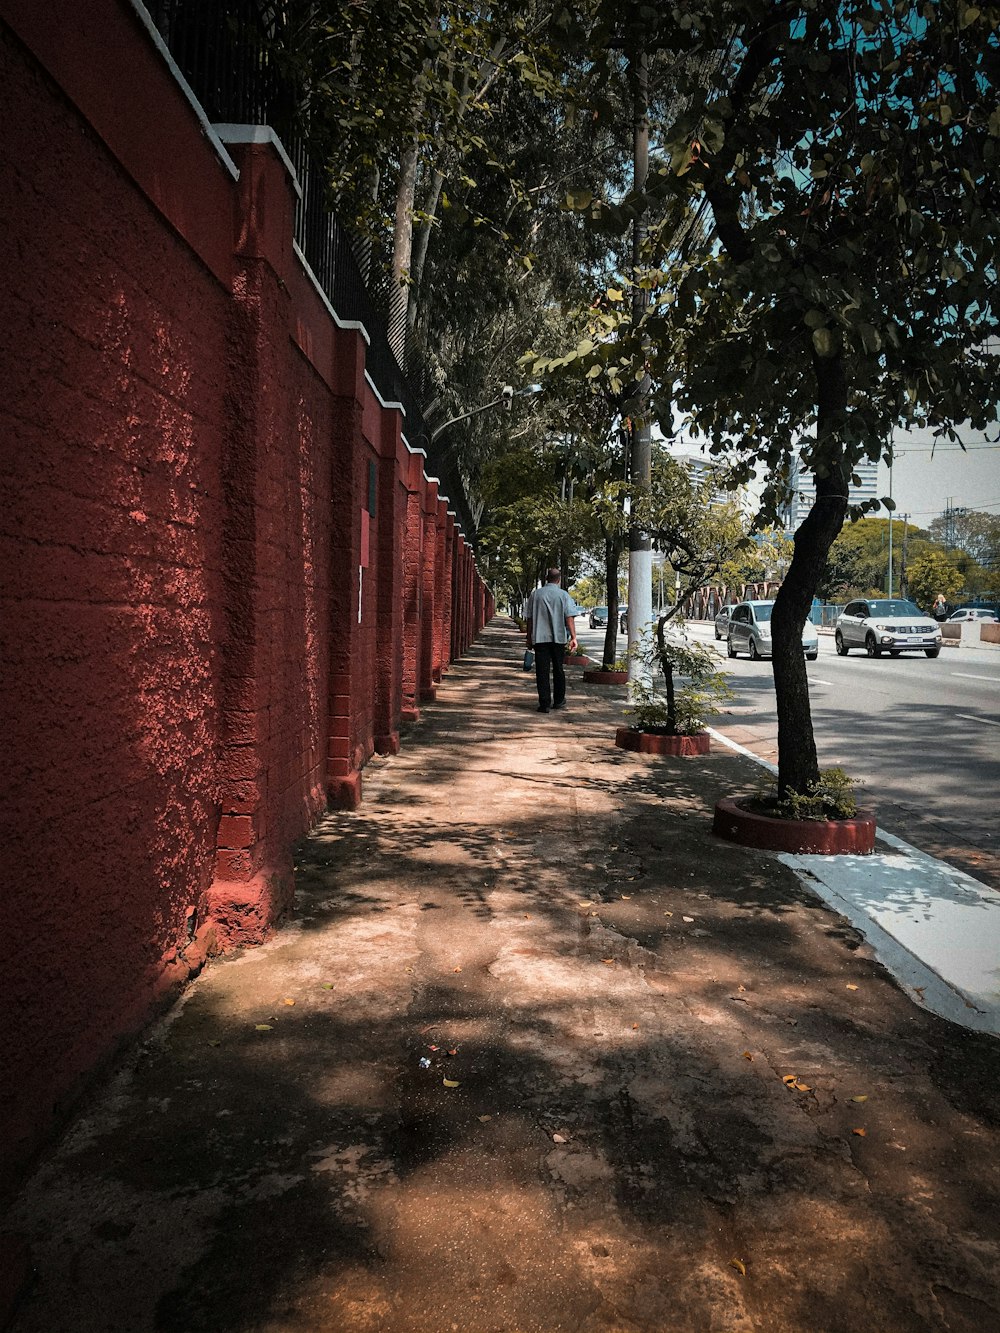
left=619, top=606, right=629, bottom=632
left=589, top=606, right=608, bottom=628
left=727, top=601, right=818, bottom=661
left=714, top=606, right=735, bottom=640
left=947, top=607, right=999, bottom=623
left=835, top=598, right=941, bottom=657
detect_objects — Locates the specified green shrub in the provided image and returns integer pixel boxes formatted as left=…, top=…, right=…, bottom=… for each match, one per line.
left=753, top=767, right=860, bottom=820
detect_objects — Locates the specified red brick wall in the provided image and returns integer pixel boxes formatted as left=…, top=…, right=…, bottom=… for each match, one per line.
left=0, top=0, right=493, bottom=1189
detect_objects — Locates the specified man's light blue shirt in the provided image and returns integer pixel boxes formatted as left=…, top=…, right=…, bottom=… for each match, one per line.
left=528, top=584, right=574, bottom=644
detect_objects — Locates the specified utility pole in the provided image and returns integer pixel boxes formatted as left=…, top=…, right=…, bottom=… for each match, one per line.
left=626, top=45, right=653, bottom=685
left=900, top=515, right=909, bottom=597
left=886, top=457, right=894, bottom=598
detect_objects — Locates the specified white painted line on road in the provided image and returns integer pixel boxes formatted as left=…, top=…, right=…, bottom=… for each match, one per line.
left=809, top=678, right=833, bottom=687
left=956, top=713, right=1000, bottom=728
left=952, top=672, right=1000, bottom=682
left=706, top=727, right=777, bottom=774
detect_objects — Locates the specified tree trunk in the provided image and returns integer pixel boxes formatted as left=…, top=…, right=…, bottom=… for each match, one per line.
left=389, top=133, right=419, bottom=364
left=771, top=353, right=851, bottom=798
left=626, top=47, right=653, bottom=684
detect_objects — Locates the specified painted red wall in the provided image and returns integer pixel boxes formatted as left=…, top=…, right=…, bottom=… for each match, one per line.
left=0, top=0, right=493, bottom=1192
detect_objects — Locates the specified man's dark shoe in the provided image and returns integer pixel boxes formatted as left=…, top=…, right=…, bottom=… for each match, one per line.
left=552, top=700, right=566, bottom=710
left=537, top=705, right=550, bottom=713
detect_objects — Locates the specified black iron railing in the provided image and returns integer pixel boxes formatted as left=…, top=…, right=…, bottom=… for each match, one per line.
left=148, top=0, right=476, bottom=540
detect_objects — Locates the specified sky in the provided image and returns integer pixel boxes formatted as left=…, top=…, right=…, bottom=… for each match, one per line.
left=874, top=431, right=1000, bottom=530
left=666, top=426, right=1000, bottom=533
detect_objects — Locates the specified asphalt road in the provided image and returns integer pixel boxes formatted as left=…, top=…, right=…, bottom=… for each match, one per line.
left=575, top=619, right=1000, bottom=890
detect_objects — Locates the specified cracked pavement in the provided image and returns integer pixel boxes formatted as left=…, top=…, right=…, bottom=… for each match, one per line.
left=6, top=621, right=1000, bottom=1332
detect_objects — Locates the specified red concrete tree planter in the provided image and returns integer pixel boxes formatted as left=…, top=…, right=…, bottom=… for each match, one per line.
left=564, top=654, right=591, bottom=666
left=713, top=796, right=876, bottom=855
left=583, top=668, right=628, bottom=684
left=615, top=727, right=710, bottom=757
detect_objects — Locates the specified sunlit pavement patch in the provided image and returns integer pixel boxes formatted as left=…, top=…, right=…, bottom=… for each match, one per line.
left=778, top=847, right=1000, bottom=1035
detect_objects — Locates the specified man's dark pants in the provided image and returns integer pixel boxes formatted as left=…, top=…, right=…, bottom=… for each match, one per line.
left=534, top=642, right=565, bottom=709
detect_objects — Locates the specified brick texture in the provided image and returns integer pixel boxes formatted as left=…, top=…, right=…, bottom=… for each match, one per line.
left=0, top=0, right=492, bottom=1191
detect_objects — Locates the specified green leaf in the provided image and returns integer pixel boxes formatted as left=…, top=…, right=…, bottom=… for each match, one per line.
left=565, top=189, right=593, bottom=210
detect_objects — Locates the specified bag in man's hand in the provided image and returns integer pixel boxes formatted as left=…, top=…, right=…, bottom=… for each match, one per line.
left=522, top=649, right=534, bottom=671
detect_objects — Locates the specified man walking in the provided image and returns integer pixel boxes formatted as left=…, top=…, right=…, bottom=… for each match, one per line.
left=526, top=569, right=578, bottom=713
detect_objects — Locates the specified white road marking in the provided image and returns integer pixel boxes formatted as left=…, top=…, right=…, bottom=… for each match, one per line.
left=956, top=713, right=1000, bottom=728
left=809, top=678, right=833, bottom=687
left=952, top=672, right=1000, bottom=683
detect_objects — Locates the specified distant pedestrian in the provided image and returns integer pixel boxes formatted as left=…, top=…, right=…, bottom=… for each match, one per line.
left=525, top=569, right=578, bottom=713
left=932, top=594, right=948, bottom=621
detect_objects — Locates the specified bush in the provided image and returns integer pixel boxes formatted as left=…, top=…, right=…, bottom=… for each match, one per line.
left=625, top=624, right=731, bottom=734
left=752, top=767, right=860, bottom=820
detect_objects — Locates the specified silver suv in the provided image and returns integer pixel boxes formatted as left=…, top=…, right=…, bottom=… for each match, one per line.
left=835, top=598, right=941, bottom=658
left=727, top=601, right=819, bottom=661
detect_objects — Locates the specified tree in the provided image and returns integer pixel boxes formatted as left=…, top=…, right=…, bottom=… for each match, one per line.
left=928, top=510, right=1000, bottom=580
left=618, top=1, right=1000, bottom=796
left=906, top=550, right=965, bottom=611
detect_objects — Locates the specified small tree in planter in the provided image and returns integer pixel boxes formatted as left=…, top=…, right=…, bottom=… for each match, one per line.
left=617, top=627, right=731, bottom=755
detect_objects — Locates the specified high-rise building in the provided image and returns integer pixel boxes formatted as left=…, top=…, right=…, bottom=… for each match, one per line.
left=780, top=455, right=878, bottom=532
left=671, top=453, right=740, bottom=508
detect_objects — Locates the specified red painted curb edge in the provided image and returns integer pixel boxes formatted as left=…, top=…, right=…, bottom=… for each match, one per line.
left=583, top=669, right=629, bottom=684
left=615, top=728, right=710, bottom=757
left=713, top=796, right=876, bottom=855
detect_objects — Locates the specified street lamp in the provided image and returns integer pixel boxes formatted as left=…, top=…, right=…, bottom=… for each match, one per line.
left=429, top=383, right=540, bottom=444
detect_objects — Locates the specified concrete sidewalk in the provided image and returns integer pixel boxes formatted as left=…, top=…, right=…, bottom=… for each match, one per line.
left=6, top=620, right=1000, bottom=1333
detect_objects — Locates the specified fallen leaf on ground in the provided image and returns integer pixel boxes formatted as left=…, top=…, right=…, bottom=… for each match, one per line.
left=663, top=911, right=673, bottom=917
left=742, top=1051, right=753, bottom=1061
left=738, top=984, right=746, bottom=992
left=631, top=1023, right=639, bottom=1030
left=447, top=1048, right=458, bottom=1056
left=782, top=1074, right=798, bottom=1085
left=283, top=998, right=296, bottom=1006
left=443, top=1078, right=460, bottom=1088
left=621, top=894, right=631, bottom=900
left=912, top=985, right=926, bottom=998
left=730, top=1259, right=747, bottom=1276
left=579, top=901, right=592, bottom=908
left=208, top=1040, right=221, bottom=1047
left=852, top=1127, right=867, bottom=1136
left=427, top=1045, right=439, bottom=1052
left=851, top=1095, right=869, bottom=1103
left=682, top=916, right=695, bottom=923
left=602, top=958, right=615, bottom=966
left=552, top=1133, right=568, bottom=1143
left=846, top=983, right=859, bottom=991
left=478, top=1115, right=492, bottom=1123
left=255, top=1024, right=273, bottom=1032
left=419, top=1024, right=439, bottom=1034
left=321, top=983, right=334, bottom=990
left=794, top=1082, right=812, bottom=1092
left=453, top=966, right=462, bottom=973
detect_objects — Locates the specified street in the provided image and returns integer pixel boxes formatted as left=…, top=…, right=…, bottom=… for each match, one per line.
left=575, top=620, right=1000, bottom=891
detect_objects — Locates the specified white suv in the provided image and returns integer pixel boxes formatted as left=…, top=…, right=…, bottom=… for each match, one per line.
left=835, top=599, right=941, bottom=658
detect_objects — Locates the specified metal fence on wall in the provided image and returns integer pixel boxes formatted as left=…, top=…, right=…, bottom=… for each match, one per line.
left=148, top=0, right=476, bottom=541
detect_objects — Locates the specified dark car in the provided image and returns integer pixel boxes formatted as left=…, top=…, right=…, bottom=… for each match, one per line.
left=589, top=606, right=608, bottom=628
